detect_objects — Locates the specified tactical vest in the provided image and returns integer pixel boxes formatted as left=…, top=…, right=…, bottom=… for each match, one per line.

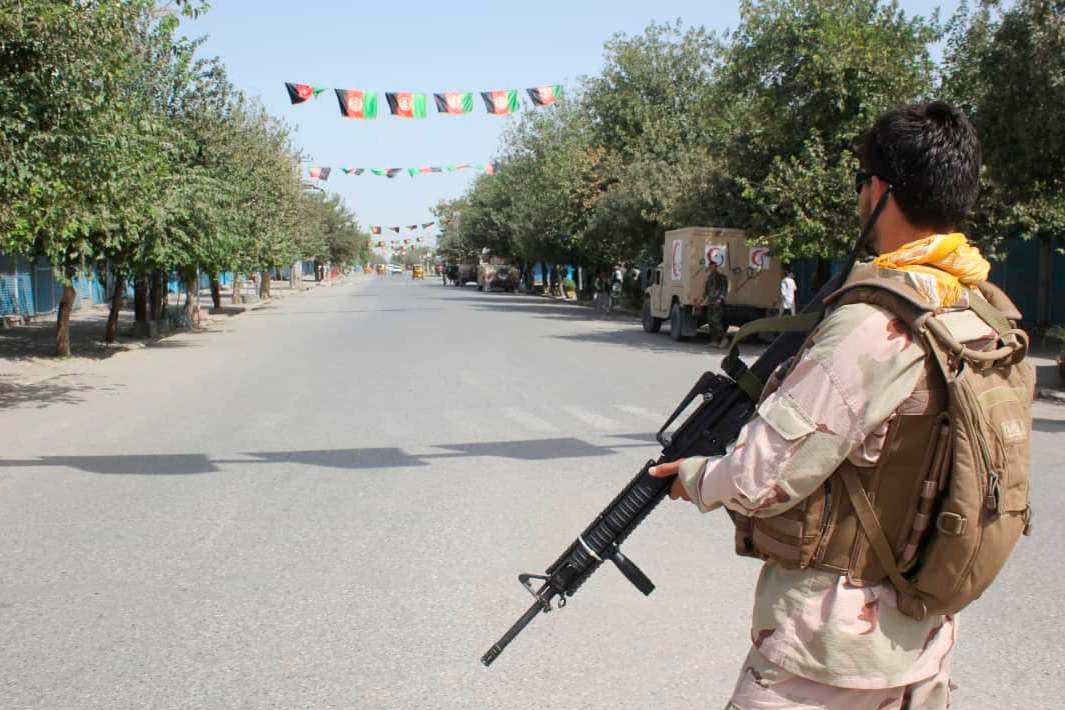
left=733, top=274, right=1034, bottom=619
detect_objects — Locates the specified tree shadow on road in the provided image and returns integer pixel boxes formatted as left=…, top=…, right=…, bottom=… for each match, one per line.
left=1033, top=417, right=1065, bottom=434
left=0, top=374, right=121, bottom=410
left=0, top=433, right=658, bottom=475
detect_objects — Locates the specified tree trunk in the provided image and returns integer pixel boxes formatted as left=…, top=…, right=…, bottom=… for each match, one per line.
left=149, top=270, right=164, bottom=321
left=259, top=270, right=270, bottom=299
left=105, top=269, right=124, bottom=344
left=183, top=268, right=197, bottom=321
left=209, top=272, right=222, bottom=310
left=54, top=267, right=77, bottom=358
left=232, top=273, right=242, bottom=304
left=134, top=272, right=148, bottom=323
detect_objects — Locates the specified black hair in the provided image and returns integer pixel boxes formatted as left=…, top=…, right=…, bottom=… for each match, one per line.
left=859, top=101, right=981, bottom=231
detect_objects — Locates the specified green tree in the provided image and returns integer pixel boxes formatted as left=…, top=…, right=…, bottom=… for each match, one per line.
left=725, top=0, right=940, bottom=261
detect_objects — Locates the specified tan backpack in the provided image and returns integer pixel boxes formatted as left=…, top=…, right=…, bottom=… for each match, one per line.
left=832, top=280, right=1035, bottom=619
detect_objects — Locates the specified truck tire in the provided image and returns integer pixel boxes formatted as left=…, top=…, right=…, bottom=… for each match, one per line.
left=669, top=303, right=687, bottom=341
left=642, top=300, right=663, bottom=333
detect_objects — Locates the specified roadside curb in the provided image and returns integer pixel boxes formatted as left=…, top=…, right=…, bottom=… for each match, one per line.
left=1, top=278, right=340, bottom=391
left=537, top=292, right=642, bottom=318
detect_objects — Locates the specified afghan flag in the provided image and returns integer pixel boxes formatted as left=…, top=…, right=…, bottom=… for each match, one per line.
left=335, top=89, right=378, bottom=119
left=527, top=85, right=562, bottom=106
left=447, top=163, right=471, bottom=172
left=386, top=92, right=428, bottom=118
left=386, top=168, right=403, bottom=178
left=309, top=166, right=331, bottom=181
left=341, top=167, right=365, bottom=175
left=421, top=222, right=435, bottom=229
left=371, top=226, right=381, bottom=235
left=406, top=225, right=418, bottom=231
left=481, top=90, right=519, bottom=115
left=434, top=92, right=474, bottom=114
left=286, top=82, right=327, bottom=104
left=389, top=227, right=400, bottom=233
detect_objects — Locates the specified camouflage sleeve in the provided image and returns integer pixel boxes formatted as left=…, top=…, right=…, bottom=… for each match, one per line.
left=677, top=302, right=925, bottom=517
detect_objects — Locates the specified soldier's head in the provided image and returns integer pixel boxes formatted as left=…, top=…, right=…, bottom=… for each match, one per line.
left=857, top=101, right=981, bottom=254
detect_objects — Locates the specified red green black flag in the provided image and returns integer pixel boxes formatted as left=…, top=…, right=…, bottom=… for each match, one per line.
left=481, top=90, right=519, bottom=115
left=309, top=166, right=331, bottom=181
left=421, top=222, right=435, bottom=229
left=336, top=89, right=378, bottom=119
left=527, top=85, right=562, bottom=106
left=406, top=225, right=418, bottom=231
left=371, top=226, right=382, bottom=235
left=386, top=168, right=403, bottom=178
left=434, top=92, right=474, bottom=114
left=389, top=227, right=400, bottom=233
left=386, top=92, right=428, bottom=118
left=286, top=82, right=327, bottom=104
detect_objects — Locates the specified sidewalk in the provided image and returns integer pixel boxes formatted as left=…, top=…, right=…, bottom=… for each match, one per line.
left=0, top=277, right=331, bottom=390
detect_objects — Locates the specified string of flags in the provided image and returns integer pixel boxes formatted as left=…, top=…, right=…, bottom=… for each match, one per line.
left=307, top=163, right=497, bottom=181
left=286, top=83, right=562, bottom=119
left=370, top=222, right=436, bottom=236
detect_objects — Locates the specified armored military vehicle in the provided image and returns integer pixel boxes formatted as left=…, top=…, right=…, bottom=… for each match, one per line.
left=477, top=260, right=520, bottom=292
left=643, top=227, right=781, bottom=341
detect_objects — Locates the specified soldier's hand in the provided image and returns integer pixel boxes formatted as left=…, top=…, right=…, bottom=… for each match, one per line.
left=648, top=460, right=691, bottom=501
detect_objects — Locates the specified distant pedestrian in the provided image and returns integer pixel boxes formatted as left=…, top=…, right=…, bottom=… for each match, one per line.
left=780, top=270, right=797, bottom=316
left=703, top=261, right=729, bottom=347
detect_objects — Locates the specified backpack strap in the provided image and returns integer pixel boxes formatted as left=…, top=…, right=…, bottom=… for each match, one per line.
left=838, top=467, right=927, bottom=619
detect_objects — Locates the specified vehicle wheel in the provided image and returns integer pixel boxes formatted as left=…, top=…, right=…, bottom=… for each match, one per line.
left=670, top=303, right=687, bottom=341
left=642, top=300, right=663, bottom=333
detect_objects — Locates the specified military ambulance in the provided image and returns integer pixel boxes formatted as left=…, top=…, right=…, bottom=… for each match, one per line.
left=643, top=227, right=781, bottom=341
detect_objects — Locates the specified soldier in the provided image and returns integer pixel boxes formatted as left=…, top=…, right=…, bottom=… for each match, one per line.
left=704, top=261, right=730, bottom=347
left=650, top=102, right=993, bottom=709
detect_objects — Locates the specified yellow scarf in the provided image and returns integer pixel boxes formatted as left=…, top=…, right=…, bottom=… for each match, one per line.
left=872, top=233, right=989, bottom=307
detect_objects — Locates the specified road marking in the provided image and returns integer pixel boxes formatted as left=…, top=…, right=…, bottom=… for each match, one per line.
left=562, top=406, right=621, bottom=431
left=614, top=404, right=667, bottom=422
left=499, top=407, right=558, bottom=433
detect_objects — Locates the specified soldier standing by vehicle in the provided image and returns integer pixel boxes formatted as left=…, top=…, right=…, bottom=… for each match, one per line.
left=704, top=260, right=729, bottom=347
left=650, top=101, right=1031, bottom=709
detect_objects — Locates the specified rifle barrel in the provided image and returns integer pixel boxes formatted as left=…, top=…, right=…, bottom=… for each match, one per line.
left=481, top=597, right=546, bottom=666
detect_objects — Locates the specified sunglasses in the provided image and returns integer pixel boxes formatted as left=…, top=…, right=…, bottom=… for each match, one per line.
left=854, top=170, right=887, bottom=194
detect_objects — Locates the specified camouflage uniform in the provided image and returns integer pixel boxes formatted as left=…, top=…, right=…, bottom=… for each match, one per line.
left=677, top=268, right=987, bottom=709
left=705, top=268, right=729, bottom=343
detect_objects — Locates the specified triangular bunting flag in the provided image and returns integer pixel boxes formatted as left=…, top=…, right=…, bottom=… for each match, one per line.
left=386, top=92, right=428, bottom=118
left=407, top=168, right=419, bottom=177
left=481, top=90, right=519, bottom=115
left=406, top=225, right=418, bottom=231
left=309, top=166, right=331, bottom=181
left=286, top=82, right=327, bottom=104
left=434, top=92, right=475, bottom=114
left=421, top=222, right=435, bottom=229
left=371, top=226, right=381, bottom=235
left=371, top=168, right=387, bottom=177
left=386, top=168, right=403, bottom=178
left=389, top=227, right=400, bottom=233
left=336, top=89, right=378, bottom=119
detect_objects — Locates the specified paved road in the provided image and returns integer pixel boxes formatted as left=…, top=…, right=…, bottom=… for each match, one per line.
left=1, top=275, right=1062, bottom=709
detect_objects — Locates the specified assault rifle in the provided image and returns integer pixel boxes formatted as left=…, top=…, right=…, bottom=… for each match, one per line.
left=481, top=193, right=891, bottom=668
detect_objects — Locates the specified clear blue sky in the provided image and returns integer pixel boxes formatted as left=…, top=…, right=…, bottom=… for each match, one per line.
left=185, top=0, right=957, bottom=242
